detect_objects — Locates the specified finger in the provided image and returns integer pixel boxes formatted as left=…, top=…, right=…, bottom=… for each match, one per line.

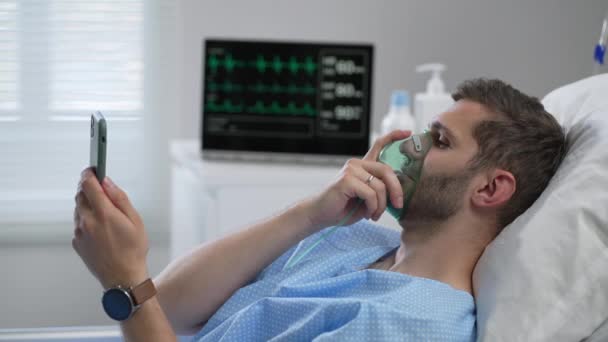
left=78, top=209, right=94, bottom=235
left=75, top=191, right=90, bottom=210
left=73, top=222, right=83, bottom=239
left=78, top=166, right=95, bottom=191
left=102, top=177, right=142, bottom=226
left=344, top=198, right=373, bottom=226
left=80, top=170, right=111, bottom=214
left=346, top=165, right=387, bottom=221
left=359, top=160, right=404, bottom=209
left=343, top=175, right=378, bottom=219
left=74, top=191, right=90, bottom=236
left=363, top=129, right=412, bottom=162
left=80, top=166, right=95, bottom=180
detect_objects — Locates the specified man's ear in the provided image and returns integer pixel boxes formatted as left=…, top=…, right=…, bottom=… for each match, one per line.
left=472, top=169, right=516, bottom=209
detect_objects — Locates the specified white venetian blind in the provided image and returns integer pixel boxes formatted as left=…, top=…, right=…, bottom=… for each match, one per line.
left=0, top=0, right=17, bottom=115
left=0, top=0, right=145, bottom=223
left=49, top=1, right=142, bottom=113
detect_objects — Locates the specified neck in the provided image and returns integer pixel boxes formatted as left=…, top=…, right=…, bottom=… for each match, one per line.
left=388, top=214, right=493, bottom=295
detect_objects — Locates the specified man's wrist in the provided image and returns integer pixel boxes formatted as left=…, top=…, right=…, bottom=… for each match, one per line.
left=101, top=268, right=150, bottom=290
left=290, top=199, right=323, bottom=236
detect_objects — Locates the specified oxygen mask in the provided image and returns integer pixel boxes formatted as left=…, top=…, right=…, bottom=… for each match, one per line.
left=377, top=132, right=433, bottom=220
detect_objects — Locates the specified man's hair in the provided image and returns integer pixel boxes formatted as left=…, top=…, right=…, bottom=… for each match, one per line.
left=452, top=78, right=566, bottom=230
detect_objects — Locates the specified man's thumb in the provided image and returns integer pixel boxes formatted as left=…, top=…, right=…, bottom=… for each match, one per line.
left=102, top=177, right=141, bottom=224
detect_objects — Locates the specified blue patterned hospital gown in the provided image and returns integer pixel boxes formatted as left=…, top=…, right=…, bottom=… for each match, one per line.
left=192, top=220, right=476, bottom=341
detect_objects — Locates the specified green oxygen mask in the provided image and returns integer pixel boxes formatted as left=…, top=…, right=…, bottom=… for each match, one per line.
left=377, top=132, right=433, bottom=220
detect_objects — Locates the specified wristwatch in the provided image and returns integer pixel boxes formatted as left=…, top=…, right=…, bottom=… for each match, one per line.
left=101, top=278, right=157, bottom=321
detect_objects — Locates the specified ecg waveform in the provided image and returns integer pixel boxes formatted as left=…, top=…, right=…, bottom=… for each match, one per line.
left=205, top=99, right=316, bottom=116
left=207, top=54, right=318, bottom=75
left=207, top=81, right=316, bottom=95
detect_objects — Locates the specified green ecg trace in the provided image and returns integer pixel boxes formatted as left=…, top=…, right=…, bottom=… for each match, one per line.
left=208, top=54, right=246, bottom=73
left=247, top=82, right=316, bottom=95
left=207, top=81, right=316, bottom=95
left=205, top=99, right=316, bottom=117
left=248, top=101, right=316, bottom=116
left=205, top=99, right=244, bottom=113
left=207, top=53, right=317, bottom=75
left=206, top=81, right=244, bottom=93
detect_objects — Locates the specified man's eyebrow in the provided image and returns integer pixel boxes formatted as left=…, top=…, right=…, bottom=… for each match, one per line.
left=431, top=121, right=458, bottom=143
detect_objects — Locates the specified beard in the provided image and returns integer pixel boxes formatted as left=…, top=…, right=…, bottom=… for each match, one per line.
left=401, top=167, right=474, bottom=225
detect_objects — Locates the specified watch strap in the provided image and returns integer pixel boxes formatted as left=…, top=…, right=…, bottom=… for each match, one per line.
left=130, top=278, right=156, bottom=307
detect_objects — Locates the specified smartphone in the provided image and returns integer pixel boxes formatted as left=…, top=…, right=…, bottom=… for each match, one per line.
left=90, top=111, right=107, bottom=183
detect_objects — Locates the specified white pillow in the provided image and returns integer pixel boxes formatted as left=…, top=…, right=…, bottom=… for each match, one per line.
left=474, top=74, right=608, bottom=342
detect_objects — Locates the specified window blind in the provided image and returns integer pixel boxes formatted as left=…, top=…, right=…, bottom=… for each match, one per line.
left=0, top=0, right=18, bottom=115
left=0, top=0, right=145, bottom=223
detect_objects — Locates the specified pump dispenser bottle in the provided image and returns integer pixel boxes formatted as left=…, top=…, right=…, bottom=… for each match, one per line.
left=414, top=63, right=454, bottom=133
left=381, top=90, right=415, bottom=135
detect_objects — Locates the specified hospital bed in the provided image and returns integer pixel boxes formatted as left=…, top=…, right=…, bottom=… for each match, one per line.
left=1, top=74, right=607, bottom=341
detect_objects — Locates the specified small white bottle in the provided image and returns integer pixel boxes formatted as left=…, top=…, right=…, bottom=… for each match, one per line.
left=381, top=90, right=415, bottom=136
left=414, top=63, right=454, bottom=133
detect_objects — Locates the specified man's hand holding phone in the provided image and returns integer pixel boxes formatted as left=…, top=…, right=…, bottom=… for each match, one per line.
left=74, top=112, right=149, bottom=290
left=73, top=168, right=150, bottom=290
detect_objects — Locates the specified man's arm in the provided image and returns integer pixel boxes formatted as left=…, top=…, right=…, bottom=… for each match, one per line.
left=120, top=296, right=176, bottom=342
left=155, top=200, right=319, bottom=334
left=155, top=130, right=410, bottom=335
left=73, top=130, right=409, bottom=339
left=73, top=172, right=178, bottom=342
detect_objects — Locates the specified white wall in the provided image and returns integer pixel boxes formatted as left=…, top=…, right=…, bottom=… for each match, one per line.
left=1, top=0, right=605, bottom=330
left=0, top=242, right=168, bottom=328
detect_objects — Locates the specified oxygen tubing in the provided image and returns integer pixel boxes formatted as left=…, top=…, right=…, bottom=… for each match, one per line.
left=282, top=198, right=364, bottom=270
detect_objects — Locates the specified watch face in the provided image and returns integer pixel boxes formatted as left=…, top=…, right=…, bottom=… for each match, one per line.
left=102, top=288, right=133, bottom=321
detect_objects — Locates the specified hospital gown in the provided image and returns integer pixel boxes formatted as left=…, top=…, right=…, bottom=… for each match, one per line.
left=192, top=219, right=476, bottom=341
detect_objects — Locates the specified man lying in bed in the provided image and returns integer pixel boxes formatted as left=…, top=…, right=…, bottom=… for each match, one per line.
left=72, top=78, right=566, bottom=342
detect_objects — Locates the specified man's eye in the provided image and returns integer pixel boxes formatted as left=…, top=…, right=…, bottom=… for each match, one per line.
left=431, top=132, right=449, bottom=149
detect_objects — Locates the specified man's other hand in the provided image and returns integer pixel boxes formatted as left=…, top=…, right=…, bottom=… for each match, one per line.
left=302, top=130, right=410, bottom=229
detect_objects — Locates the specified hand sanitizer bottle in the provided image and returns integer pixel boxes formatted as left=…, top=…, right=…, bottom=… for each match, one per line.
left=381, top=90, right=415, bottom=135
left=414, top=63, right=454, bottom=133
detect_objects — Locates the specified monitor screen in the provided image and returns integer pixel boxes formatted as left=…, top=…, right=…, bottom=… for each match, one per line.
left=201, top=39, right=373, bottom=158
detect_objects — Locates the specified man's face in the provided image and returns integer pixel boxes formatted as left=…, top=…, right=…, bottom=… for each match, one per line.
left=400, top=99, right=493, bottom=225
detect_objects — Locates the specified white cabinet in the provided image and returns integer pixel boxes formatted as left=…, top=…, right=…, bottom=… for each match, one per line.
left=169, top=140, right=401, bottom=260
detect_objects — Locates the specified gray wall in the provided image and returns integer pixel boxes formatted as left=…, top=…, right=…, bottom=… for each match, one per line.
left=1, top=0, right=605, bottom=330
left=178, top=0, right=606, bottom=140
